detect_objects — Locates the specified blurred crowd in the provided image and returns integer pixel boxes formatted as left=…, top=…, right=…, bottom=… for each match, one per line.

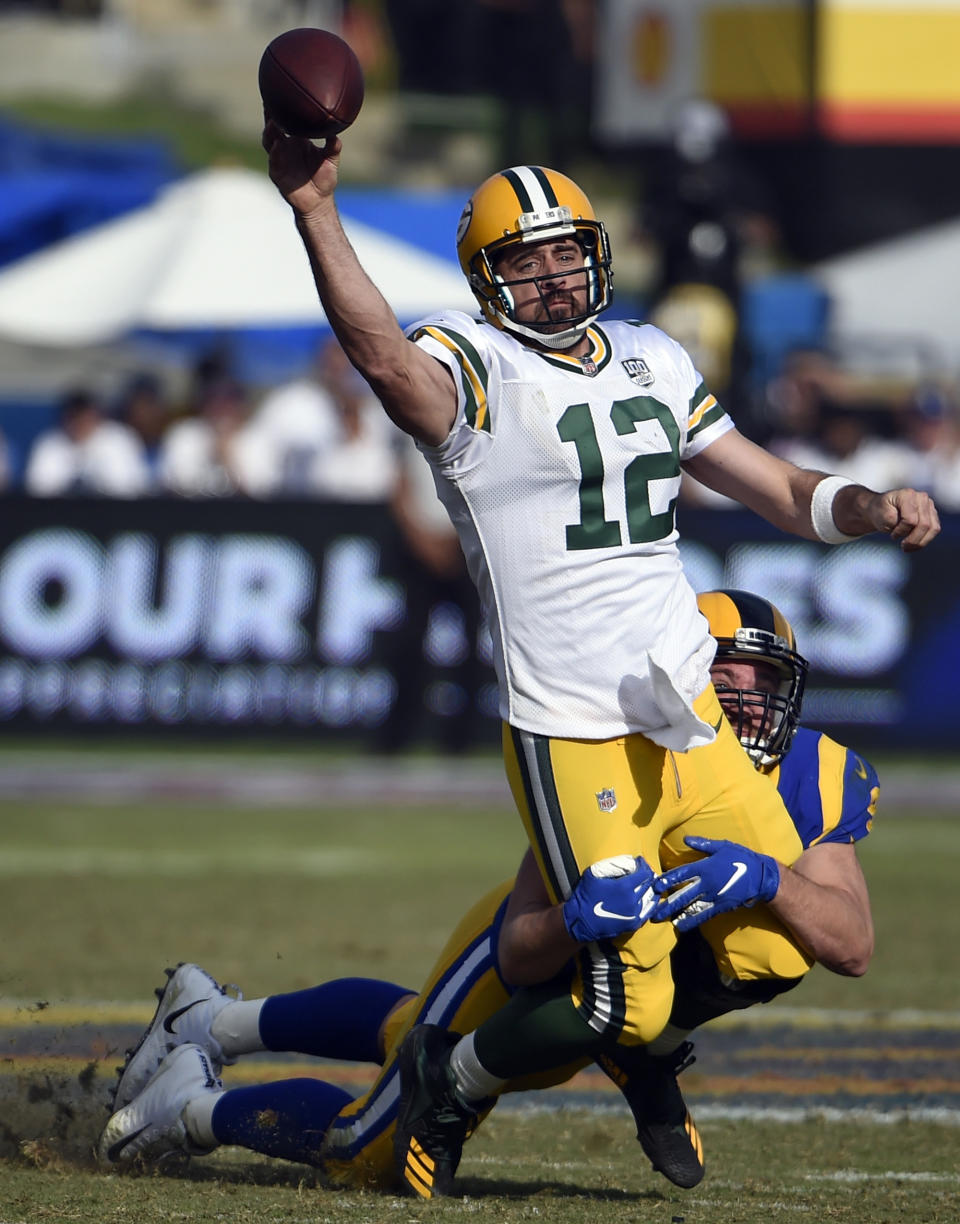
left=2, top=334, right=958, bottom=512
left=9, top=339, right=402, bottom=501
left=682, top=349, right=960, bottom=512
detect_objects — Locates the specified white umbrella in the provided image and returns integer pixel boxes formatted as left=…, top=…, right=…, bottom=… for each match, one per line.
left=0, top=165, right=475, bottom=345
left=813, top=217, right=960, bottom=366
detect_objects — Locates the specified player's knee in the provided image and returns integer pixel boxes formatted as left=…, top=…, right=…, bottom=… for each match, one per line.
left=615, top=982, right=674, bottom=1046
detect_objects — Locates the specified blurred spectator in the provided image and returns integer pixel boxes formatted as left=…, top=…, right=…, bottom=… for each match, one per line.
left=116, top=372, right=170, bottom=487
left=245, top=336, right=401, bottom=501
left=897, top=385, right=960, bottom=511
left=158, top=376, right=264, bottom=498
left=24, top=386, right=150, bottom=497
left=766, top=350, right=919, bottom=490
left=375, top=431, right=485, bottom=754
left=773, top=402, right=917, bottom=492
left=304, top=338, right=401, bottom=502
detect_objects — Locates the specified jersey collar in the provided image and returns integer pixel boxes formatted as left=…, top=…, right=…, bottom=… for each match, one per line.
left=536, top=325, right=612, bottom=376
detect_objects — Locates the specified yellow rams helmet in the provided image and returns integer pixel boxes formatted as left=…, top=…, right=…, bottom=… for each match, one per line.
left=697, top=589, right=809, bottom=769
left=456, top=165, right=613, bottom=350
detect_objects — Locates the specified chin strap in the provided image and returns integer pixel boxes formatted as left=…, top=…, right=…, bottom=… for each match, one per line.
left=499, top=312, right=598, bottom=350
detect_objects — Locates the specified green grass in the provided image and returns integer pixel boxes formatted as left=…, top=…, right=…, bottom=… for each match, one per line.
left=0, top=771, right=958, bottom=1222
left=4, top=1116, right=959, bottom=1223
left=0, top=798, right=525, bottom=1001
left=1, top=791, right=955, bottom=1009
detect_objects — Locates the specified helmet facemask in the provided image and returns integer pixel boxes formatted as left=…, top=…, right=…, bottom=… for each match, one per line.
left=460, top=177, right=614, bottom=352
left=712, top=628, right=808, bottom=769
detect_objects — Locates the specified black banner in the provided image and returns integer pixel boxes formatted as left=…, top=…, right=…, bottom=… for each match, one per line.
left=0, top=497, right=957, bottom=750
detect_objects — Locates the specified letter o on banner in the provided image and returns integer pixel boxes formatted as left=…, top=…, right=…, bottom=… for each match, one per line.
left=0, top=528, right=105, bottom=657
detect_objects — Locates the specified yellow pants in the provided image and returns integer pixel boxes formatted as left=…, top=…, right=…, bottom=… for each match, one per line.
left=504, top=684, right=806, bottom=1045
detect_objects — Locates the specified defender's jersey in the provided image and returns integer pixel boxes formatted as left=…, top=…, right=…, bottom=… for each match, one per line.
left=410, top=312, right=734, bottom=746
left=772, top=726, right=879, bottom=847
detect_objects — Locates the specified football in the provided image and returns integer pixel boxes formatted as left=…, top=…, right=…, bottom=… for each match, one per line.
left=258, top=27, right=364, bottom=139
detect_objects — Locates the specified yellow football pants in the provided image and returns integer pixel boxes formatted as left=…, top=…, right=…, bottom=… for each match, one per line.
left=504, top=683, right=806, bottom=1045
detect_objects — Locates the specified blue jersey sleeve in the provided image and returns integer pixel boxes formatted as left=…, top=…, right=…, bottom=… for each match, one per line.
left=775, top=726, right=878, bottom=849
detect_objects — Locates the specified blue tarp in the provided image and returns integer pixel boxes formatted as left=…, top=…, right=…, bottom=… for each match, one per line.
left=0, top=113, right=179, bottom=267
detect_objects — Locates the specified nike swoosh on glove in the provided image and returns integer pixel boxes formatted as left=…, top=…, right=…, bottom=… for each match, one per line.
left=651, top=835, right=781, bottom=933
left=562, top=854, right=657, bottom=943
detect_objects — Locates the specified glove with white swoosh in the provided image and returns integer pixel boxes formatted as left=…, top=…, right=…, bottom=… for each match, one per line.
left=562, top=854, right=657, bottom=943
left=652, top=835, right=781, bottom=933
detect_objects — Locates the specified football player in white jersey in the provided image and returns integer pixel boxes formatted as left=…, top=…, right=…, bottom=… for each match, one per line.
left=260, top=128, right=938, bottom=1196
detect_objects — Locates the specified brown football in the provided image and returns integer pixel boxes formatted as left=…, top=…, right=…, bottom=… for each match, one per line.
left=258, top=28, right=364, bottom=139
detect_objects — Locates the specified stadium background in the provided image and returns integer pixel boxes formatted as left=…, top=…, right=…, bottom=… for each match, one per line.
left=0, top=4, right=958, bottom=1221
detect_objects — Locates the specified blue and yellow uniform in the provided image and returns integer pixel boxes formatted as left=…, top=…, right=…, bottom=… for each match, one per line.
left=671, top=725, right=879, bottom=985
left=321, top=724, right=877, bottom=1188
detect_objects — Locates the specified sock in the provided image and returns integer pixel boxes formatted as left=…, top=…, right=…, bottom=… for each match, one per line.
left=182, top=1090, right=223, bottom=1148
left=211, top=999, right=266, bottom=1058
left=205, top=1079, right=353, bottom=1165
left=473, top=980, right=603, bottom=1080
left=448, top=1031, right=507, bottom=1105
left=257, top=978, right=413, bottom=1062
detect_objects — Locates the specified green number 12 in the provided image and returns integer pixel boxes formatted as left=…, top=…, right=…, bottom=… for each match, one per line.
left=557, top=395, right=681, bottom=551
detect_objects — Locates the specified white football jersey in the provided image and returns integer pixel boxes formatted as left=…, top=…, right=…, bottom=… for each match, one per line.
left=409, top=312, right=734, bottom=748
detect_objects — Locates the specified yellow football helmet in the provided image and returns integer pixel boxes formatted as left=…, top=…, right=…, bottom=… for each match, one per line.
left=456, top=165, right=613, bottom=349
left=697, top=589, right=808, bottom=769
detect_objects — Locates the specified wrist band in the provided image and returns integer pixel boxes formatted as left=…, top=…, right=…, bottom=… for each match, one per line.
left=810, top=475, right=861, bottom=544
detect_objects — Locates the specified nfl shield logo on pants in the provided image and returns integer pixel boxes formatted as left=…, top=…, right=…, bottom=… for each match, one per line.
left=596, top=787, right=618, bottom=813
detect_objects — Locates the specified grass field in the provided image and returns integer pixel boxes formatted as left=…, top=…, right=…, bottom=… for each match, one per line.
left=1, top=744, right=958, bottom=1223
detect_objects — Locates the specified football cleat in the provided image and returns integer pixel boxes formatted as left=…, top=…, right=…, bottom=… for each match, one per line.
left=600, top=1041, right=705, bottom=1188
left=97, top=1042, right=222, bottom=1167
left=392, top=1024, right=481, bottom=1199
left=112, top=963, right=238, bottom=1112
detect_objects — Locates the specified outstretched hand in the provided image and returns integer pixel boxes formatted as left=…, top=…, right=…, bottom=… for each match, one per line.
left=262, top=112, right=340, bottom=215
left=846, top=486, right=940, bottom=552
left=652, top=836, right=781, bottom=933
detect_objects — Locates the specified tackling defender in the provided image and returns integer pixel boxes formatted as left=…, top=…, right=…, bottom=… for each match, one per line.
left=99, top=590, right=876, bottom=1194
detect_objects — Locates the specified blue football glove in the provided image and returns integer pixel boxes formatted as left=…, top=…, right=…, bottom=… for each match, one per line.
left=562, top=854, right=657, bottom=943
left=652, top=836, right=781, bottom=933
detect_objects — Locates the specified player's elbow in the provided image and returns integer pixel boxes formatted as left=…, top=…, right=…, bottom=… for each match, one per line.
left=496, top=936, right=541, bottom=988
left=824, top=929, right=874, bottom=977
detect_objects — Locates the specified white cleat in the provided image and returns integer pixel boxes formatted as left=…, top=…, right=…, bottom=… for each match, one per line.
left=113, top=963, right=238, bottom=1111
left=98, top=1042, right=222, bottom=1167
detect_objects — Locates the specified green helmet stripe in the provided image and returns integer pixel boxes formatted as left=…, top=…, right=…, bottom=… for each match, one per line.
left=529, top=166, right=559, bottom=207
left=501, top=168, right=534, bottom=213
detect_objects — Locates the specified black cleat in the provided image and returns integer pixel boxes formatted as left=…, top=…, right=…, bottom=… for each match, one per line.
left=392, top=1024, right=479, bottom=1199
left=599, top=1041, right=705, bottom=1189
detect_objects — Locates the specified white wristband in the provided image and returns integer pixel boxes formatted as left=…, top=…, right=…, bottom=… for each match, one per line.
left=810, top=475, right=861, bottom=545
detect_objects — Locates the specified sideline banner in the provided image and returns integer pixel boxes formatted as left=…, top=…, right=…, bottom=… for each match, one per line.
left=0, top=498, right=956, bottom=749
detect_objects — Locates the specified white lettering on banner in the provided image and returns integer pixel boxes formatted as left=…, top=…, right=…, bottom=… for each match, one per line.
left=107, top=533, right=209, bottom=659
left=0, top=529, right=104, bottom=656
left=678, top=538, right=911, bottom=678
left=317, top=538, right=403, bottom=664
left=0, top=657, right=395, bottom=727
left=807, top=548, right=909, bottom=673
left=725, top=542, right=909, bottom=674
left=0, top=529, right=339, bottom=664
left=206, top=535, right=314, bottom=661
